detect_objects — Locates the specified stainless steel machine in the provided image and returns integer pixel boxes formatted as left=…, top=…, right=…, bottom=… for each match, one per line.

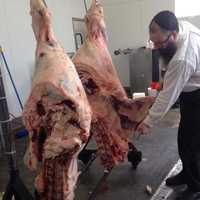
left=114, top=47, right=160, bottom=95
left=129, top=48, right=152, bottom=94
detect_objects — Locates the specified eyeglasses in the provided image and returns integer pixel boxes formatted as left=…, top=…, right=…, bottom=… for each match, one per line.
left=151, top=33, right=172, bottom=49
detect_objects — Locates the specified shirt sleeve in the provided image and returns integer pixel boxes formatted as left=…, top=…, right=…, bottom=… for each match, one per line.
left=144, top=60, right=195, bottom=127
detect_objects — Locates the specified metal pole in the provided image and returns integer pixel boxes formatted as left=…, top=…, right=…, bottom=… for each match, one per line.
left=0, top=64, right=17, bottom=171
left=88, top=168, right=113, bottom=200
left=0, top=116, right=6, bottom=151
left=0, top=46, right=23, bottom=110
left=0, top=61, right=33, bottom=200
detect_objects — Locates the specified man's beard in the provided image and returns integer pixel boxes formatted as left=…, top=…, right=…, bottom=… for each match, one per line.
left=158, top=42, right=177, bottom=65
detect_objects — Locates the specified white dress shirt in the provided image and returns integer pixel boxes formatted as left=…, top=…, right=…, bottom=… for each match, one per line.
left=144, top=21, right=200, bottom=127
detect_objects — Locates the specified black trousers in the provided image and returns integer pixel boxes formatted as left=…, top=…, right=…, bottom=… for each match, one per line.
left=178, top=89, right=200, bottom=191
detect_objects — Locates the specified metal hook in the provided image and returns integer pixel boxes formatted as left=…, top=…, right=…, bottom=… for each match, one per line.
left=41, top=0, right=47, bottom=8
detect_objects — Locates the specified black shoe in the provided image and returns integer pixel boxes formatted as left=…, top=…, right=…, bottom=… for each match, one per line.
left=176, top=188, right=200, bottom=200
left=166, top=172, right=186, bottom=187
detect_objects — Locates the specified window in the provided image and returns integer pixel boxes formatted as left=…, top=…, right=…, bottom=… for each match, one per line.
left=175, top=0, right=200, bottom=17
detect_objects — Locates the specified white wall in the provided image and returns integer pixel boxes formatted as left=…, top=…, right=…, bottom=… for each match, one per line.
left=175, top=0, right=200, bottom=18
left=175, top=0, right=200, bottom=28
left=179, top=16, right=200, bottom=29
left=0, top=0, right=176, bottom=117
left=101, top=0, right=175, bottom=86
left=0, top=0, right=86, bottom=117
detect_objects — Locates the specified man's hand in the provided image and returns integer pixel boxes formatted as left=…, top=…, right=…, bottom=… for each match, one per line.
left=136, top=122, right=151, bottom=135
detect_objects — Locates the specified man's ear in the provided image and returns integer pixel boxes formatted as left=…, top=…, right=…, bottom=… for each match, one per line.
left=171, top=31, right=178, bottom=41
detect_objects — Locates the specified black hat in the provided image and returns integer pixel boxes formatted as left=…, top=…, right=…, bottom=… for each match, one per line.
left=150, top=10, right=179, bottom=32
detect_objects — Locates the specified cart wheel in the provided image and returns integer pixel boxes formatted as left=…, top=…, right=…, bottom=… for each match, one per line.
left=127, top=149, right=142, bottom=170
left=78, top=149, right=97, bottom=165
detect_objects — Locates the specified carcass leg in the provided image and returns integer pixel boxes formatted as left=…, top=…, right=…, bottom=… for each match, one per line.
left=30, top=0, right=57, bottom=49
